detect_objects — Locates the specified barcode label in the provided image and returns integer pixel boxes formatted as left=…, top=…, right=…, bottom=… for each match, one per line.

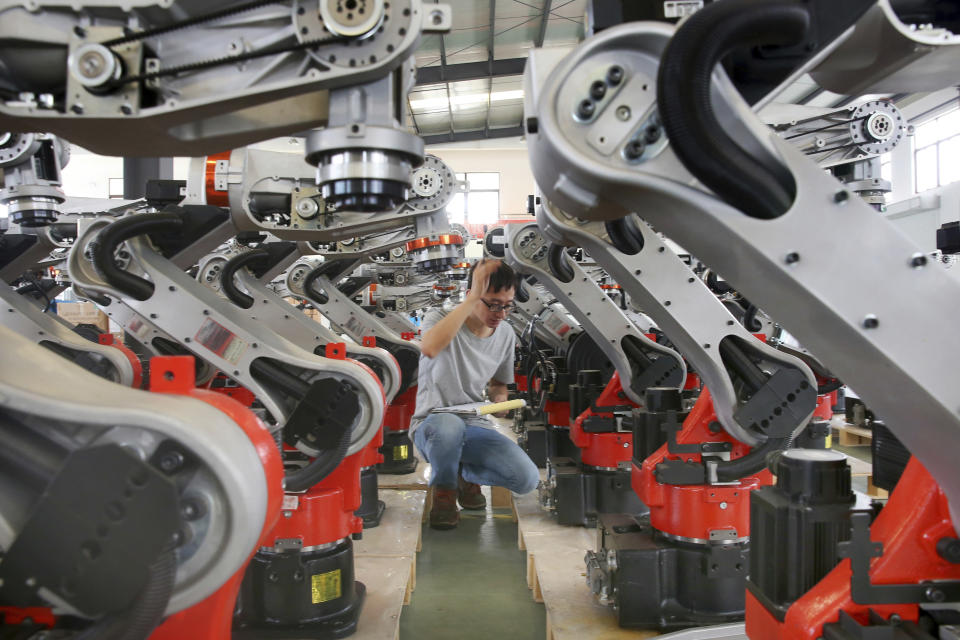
left=195, top=318, right=248, bottom=364
left=664, top=1, right=703, bottom=18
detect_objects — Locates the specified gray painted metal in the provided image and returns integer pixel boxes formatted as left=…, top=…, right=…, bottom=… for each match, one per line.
left=68, top=218, right=385, bottom=457
left=503, top=221, right=685, bottom=406
left=524, top=22, right=960, bottom=524
left=422, top=125, right=524, bottom=145
left=0, top=325, right=271, bottom=616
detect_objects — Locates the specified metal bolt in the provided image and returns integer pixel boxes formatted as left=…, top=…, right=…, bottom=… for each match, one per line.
left=624, top=139, right=646, bottom=160
left=159, top=451, right=184, bottom=472
left=785, top=252, right=800, bottom=265
left=616, top=105, right=631, bottom=121
left=925, top=586, right=946, bottom=602
left=577, top=99, right=595, bottom=119
left=644, top=125, right=661, bottom=145
left=526, top=116, right=539, bottom=134
left=719, top=502, right=728, bottom=510
left=606, top=65, right=624, bottom=86
left=590, top=80, right=607, bottom=100
left=834, top=190, right=850, bottom=204
left=862, top=314, right=879, bottom=329
left=78, top=49, right=107, bottom=79
left=910, top=253, right=928, bottom=268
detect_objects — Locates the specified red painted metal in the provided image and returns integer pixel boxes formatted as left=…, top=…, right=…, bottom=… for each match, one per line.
left=362, top=336, right=376, bottom=348
left=98, top=333, right=144, bottom=388
left=515, top=374, right=528, bottom=393
left=401, top=332, right=416, bottom=341
left=545, top=399, right=570, bottom=428
left=0, top=607, right=56, bottom=627
left=813, top=393, right=833, bottom=421
left=746, top=458, right=960, bottom=640
left=385, top=385, right=418, bottom=433
left=325, top=342, right=346, bottom=359
left=684, top=372, right=701, bottom=391
left=148, top=356, right=284, bottom=640
left=633, top=389, right=772, bottom=540
left=570, top=372, right=636, bottom=468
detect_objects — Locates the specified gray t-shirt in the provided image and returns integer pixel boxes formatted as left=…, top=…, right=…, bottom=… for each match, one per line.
left=411, top=308, right=516, bottom=432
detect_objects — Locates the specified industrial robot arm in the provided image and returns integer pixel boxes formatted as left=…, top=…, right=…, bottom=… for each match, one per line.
left=524, top=0, right=960, bottom=522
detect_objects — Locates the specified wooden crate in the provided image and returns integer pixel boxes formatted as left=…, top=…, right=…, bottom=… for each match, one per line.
left=833, top=425, right=873, bottom=447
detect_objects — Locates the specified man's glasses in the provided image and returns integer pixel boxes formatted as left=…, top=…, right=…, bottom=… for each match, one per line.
left=481, top=299, right=516, bottom=314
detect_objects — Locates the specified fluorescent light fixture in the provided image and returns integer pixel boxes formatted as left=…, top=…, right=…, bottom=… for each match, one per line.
left=410, top=89, right=524, bottom=111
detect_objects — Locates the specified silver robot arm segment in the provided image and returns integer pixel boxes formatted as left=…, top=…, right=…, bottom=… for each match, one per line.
left=503, top=221, right=685, bottom=407
left=525, top=13, right=960, bottom=523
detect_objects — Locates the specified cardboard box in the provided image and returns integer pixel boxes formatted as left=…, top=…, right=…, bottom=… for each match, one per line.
left=56, top=301, right=110, bottom=334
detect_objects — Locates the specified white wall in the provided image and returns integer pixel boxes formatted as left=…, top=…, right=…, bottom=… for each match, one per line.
left=427, top=137, right=537, bottom=219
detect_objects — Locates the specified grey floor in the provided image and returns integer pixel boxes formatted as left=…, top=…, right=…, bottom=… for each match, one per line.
left=398, top=489, right=546, bottom=640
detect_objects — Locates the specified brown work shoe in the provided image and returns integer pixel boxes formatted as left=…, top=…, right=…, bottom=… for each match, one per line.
left=458, top=474, right=486, bottom=510
left=430, top=488, right=460, bottom=530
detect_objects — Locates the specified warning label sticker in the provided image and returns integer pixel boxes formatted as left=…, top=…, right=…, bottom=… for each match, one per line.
left=543, top=312, right=571, bottom=336
left=195, top=318, right=248, bottom=364
left=311, top=569, right=342, bottom=604
left=393, top=445, right=409, bottom=461
left=128, top=317, right=151, bottom=341
left=282, top=495, right=299, bottom=511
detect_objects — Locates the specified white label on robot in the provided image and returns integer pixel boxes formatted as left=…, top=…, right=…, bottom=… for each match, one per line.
left=543, top=312, right=571, bottom=336
left=344, top=315, right=364, bottom=336
left=128, top=317, right=151, bottom=341
left=195, top=318, right=248, bottom=365
left=282, top=495, right=299, bottom=510
left=664, top=1, right=703, bottom=18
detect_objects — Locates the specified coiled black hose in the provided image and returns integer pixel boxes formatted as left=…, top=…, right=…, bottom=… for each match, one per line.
left=92, top=214, right=184, bottom=300
left=657, top=0, right=808, bottom=219
left=547, top=244, right=574, bottom=283
left=284, top=417, right=353, bottom=493
left=220, top=249, right=270, bottom=309
left=715, top=436, right=787, bottom=483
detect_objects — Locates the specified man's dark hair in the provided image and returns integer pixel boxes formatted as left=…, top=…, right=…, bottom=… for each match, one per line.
left=467, top=260, right=517, bottom=294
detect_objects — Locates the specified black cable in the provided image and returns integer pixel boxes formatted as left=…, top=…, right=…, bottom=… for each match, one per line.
left=657, top=0, right=808, bottom=219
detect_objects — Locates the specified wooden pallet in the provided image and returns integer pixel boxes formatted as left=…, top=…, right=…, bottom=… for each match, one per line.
left=352, top=489, right=427, bottom=639
left=834, top=425, right=873, bottom=447
left=513, top=491, right=658, bottom=640
left=866, top=475, right=889, bottom=499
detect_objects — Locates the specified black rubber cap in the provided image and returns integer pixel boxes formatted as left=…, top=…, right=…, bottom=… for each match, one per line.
left=644, top=387, right=683, bottom=413
left=775, top=449, right=852, bottom=504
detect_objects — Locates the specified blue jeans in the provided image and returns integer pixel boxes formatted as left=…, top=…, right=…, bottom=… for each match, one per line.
left=413, top=413, right=540, bottom=493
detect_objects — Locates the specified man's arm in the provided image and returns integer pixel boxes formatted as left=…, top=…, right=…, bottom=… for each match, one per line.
left=488, top=378, right=510, bottom=417
left=419, top=259, right=501, bottom=358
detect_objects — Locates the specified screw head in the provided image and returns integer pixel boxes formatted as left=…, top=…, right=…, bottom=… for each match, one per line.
left=624, top=139, right=646, bottom=160
left=615, top=105, right=631, bottom=121
left=606, top=65, right=624, bottom=86
left=925, top=586, right=946, bottom=602
left=590, top=80, right=607, bottom=100
left=834, top=190, right=850, bottom=204
left=577, top=99, right=596, bottom=119
left=785, top=252, right=800, bottom=265
left=910, top=253, right=928, bottom=268
left=862, top=314, right=879, bottom=329
left=159, top=451, right=184, bottom=472
left=644, top=125, right=662, bottom=145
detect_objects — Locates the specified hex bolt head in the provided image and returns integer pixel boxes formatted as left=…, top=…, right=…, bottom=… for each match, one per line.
left=910, top=253, right=928, bottom=268
left=644, top=125, right=662, bottom=145
left=925, top=587, right=946, bottom=603
left=590, top=80, right=607, bottom=100
left=624, top=139, right=646, bottom=160
left=785, top=252, right=800, bottom=265
left=577, top=99, right=596, bottom=119
left=606, top=65, right=624, bottom=86
left=834, top=190, right=850, bottom=204
left=159, top=451, right=185, bottom=473
left=862, top=314, right=879, bottom=329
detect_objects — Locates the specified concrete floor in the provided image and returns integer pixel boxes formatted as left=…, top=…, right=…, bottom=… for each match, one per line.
left=399, top=491, right=546, bottom=640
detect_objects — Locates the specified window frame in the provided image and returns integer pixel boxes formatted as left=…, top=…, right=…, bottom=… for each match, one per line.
left=446, top=171, right=500, bottom=225
left=913, top=107, right=960, bottom=194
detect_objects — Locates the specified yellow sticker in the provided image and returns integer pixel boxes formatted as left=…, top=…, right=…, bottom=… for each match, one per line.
left=393, top=445, right=409, bottom=461
left=311, top=569, right=342, bottom=604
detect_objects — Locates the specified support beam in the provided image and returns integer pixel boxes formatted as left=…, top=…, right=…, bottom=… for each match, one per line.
left=422, top=126, right=525, bottom=146
left=798, top=87, right=825, bottom=106
left=484, top=0, right=496, bottom=134
left=415, top=58, right=527, bottom=85
left=535, top=0, right=553, bottom=47
left=438, top=33, right=456, bottom=137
